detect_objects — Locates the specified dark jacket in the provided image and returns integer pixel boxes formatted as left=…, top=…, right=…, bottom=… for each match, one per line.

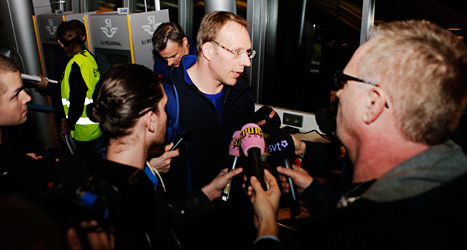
left=252, top=171, right=467, bottom=250
left=162, top=55, right=256, bottom=250
left=253, top=142, right=467, bottom=250
left=163, top=55, right=255, bottom=201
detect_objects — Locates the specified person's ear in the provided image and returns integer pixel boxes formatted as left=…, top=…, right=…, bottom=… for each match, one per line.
left=57, top=39, right=64, bottom=48
left=145, top=111, right=156, bottom=133
left=182, top=37, right=188, bottom=47
left=202, top=42, right=213, bottom=61
left=362, top=88, right=386, bottom=124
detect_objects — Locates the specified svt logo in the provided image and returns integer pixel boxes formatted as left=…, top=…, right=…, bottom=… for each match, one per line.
left=142, top=16, right=161, bottom=35
left=46, top=19, right=57, bottom=35
left=101, top=19, right=118, bottom=38
left=268, top=140, right=289, bottom=152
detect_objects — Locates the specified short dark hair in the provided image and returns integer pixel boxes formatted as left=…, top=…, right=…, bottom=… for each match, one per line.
left=152, top=22, right=185, bottom=53
left=87, top=64, right=164, bottom=144
left=0, top=55, right=19, bottom=96
left=68, top=19, right=87, bottom=43
left=57, top=21, right=85, bottom=58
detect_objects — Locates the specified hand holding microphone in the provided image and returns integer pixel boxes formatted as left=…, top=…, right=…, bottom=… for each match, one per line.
left=240, top=123, right=268, bottom=191
left=221, top=131, right=242, bottom=204
left=267, top=128, right=301, bottom=215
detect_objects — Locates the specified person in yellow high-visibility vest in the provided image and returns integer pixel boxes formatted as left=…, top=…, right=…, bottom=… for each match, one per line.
left=57, top=21, right=101, bottom=153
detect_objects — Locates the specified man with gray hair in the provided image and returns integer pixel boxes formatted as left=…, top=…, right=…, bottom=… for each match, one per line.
left=249, top=20, right=467, bottom=249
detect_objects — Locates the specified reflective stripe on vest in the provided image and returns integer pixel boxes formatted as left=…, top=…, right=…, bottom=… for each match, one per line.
left=61, top=97, right=94, bottom=107
left=65, top=116, right=98, bottom=125
left=61, top=50, right=102, bottom=141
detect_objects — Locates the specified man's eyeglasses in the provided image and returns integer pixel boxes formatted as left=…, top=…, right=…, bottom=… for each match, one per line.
left=211, top=40, right=256, bottom=59
left=334, top=71, right=378, bottom=89
left=334, top=71, right=389, bottom=108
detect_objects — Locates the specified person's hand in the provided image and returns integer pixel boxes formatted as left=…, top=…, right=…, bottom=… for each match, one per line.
left=201, top=168, right=243, bottom=201
left=148, top=143, right=179, bottom=173
left=277, top=164, right=313, bottom=195
left=291, top=134, right=306, bottom=158
left=26, top=153, right=41, bottom=160
left=60, top=118, right=70, bottom=138
left=33, top=75, right=49, bottom=89
left=67, top=220, right=114, bottom=250
left=247, top=169, right=280, bottom=238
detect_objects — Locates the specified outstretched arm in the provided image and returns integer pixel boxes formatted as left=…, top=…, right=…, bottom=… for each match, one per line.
left=277, top=164, right=314, bottom=195
left=247, top=169, right=281, bottom=239
left=201, top=168, right=243, bottom=201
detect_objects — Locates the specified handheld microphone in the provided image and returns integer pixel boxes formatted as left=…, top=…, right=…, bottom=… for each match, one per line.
left=240, top=123, right=267, bottom=190
left=254, top=106, right=281, bottom=136
left=221, top=131, right=241, bottom=204
left=170, top=127, right=193, bottom=151
left=267, top=128, right=301, bottom=216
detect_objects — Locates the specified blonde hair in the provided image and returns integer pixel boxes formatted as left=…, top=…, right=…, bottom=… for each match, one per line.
left=357, top=20, right=467, bottom=145
left=196, top=11, right=249, bottom=56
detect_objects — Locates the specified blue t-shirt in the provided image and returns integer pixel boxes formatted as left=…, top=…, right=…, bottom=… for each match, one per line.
left=182, top=55, right=224, bottom=125
left=205, top=91, right=223, bottom=125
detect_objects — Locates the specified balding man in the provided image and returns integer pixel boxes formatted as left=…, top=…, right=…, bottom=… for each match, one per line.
left=249, top=20, right=467, bottom=249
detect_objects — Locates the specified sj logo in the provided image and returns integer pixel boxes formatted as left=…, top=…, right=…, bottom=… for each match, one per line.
left=142, top=16, right=161, bottom=35
left=101, top=19, right=118, bottom=38
left=46, top=19, right=57, bottom=35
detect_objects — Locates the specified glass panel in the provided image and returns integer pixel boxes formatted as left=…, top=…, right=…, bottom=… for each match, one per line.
left=134, top=0, right=156, bottom=12
left=95, top=0, right=123, bottom=12
left=261, top=0, right=362, bottom=113
left=374, top=0, right=466, bottom=44
left=189, top=1, right=248, bottom=41
left=161, top=0, right=179, bottom=22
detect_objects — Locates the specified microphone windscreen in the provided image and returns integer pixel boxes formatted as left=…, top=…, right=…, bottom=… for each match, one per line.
left=240, top=123, right=265, bottom=156
left=315, top=108, right=336, bottom=135
left=229, top=131, right=241, bottom=158
left=254, top=106, right=281, bottom=134
left=267, top=128, right=296, bottom=160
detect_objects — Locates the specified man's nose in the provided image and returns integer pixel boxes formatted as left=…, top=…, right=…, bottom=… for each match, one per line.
left=240, top=54, right=251, bottom=67
left=167, top=58, right=174, bottom=66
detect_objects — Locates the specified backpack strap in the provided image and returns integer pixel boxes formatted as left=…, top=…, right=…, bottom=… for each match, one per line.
left=161, top=78, right=194, bottom=194
left=162, top=78, right=184, bottom=144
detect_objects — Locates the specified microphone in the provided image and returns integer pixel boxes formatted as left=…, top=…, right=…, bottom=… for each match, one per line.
left=240, top=123, right=267, bottom=190
left=267, top=128, right=301, bottom=216
left=221, top=131, right=241, bottom=204
left=254, top=106, right=281, bottom=137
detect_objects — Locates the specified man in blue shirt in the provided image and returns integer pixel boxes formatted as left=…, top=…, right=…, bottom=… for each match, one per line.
left=152, top=22, right=197, bottom=79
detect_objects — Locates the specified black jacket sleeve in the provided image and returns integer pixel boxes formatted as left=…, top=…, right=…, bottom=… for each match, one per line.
left=171, top=189, right=215, bottom=235
left=66, top=62, right=88, bottom=130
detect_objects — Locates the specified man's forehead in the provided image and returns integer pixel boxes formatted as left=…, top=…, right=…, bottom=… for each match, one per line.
left=160, top=41, right=181, bottom=56
left=215, top=21, right=250, bottom=45
left=344, top=39, right=374, bottom=73
left=2, top=71, right=22, bottom=92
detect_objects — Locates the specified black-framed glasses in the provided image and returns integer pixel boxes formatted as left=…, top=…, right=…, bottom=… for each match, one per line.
left=334, top=71, right=389, bottom=108
left=334, top=71, right=378, bottom=89
left=211, top=40, right=256, bottom=59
